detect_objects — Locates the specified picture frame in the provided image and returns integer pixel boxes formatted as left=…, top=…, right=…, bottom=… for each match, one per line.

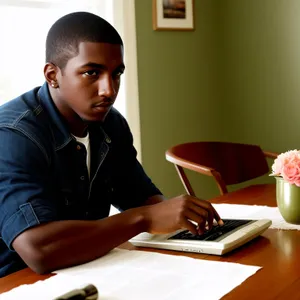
left=152, top=0, right=195, bottom=31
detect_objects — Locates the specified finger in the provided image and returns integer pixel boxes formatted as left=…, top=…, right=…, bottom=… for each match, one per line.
left=188, top=201, right=214, bottom=230
left=181, top=218, right=198, bottom=235
left=197, top=221, right=206, bottom=235
left=188, top=202, right=209, bottom=219
left=185, top=209, right=206, bottom=228
left=189, top=197, right=223, bottom=226
left=185, top=209, right=208, bottom=235
left=211, top=205, right=224, bottom=226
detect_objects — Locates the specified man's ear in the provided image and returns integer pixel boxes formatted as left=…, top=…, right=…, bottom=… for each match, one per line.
left=44, top=63, right=60, bottom=88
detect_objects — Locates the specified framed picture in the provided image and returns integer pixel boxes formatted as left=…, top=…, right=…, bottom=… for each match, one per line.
left=152, top=0, right=195, bottom=31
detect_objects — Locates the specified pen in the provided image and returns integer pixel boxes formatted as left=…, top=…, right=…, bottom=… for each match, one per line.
left=53, top=284, right=98, bottom=300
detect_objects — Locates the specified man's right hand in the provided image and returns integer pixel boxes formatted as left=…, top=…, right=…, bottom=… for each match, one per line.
left=142, top=195, right=223, bottom=235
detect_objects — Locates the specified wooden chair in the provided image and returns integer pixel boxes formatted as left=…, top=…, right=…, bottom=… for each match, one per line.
left=165, top=141, right=278, bottom=196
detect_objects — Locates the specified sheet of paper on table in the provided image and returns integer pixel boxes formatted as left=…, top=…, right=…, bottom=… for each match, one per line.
left=212, top=204, right=300, bottom=230
left=0, top=249, right=260, bottom=300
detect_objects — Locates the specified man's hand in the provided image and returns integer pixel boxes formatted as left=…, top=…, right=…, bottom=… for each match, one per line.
left=142, top=195, right=223, bottom=235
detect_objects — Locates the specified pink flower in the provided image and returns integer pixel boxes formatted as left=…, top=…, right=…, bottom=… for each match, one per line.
left=271, top=149, right=300, bottom=186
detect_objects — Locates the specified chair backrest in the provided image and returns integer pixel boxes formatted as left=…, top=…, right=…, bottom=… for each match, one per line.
left=165, top=141, right=278, bottom=196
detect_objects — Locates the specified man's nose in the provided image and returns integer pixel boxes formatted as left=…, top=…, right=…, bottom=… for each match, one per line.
left=98, top=75, right=115, bottom=98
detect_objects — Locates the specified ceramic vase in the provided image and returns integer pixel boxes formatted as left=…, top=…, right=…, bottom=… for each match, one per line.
left=276, top=177, right=300, bottom=224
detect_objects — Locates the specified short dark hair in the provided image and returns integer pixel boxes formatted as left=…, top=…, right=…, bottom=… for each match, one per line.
left=46, top=11, right=123, bottom=69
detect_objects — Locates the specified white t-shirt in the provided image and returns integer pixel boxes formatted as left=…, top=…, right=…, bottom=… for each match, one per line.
left=73, top=132, right=91, bottom=178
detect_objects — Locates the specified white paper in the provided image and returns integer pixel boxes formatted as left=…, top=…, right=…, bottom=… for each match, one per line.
left=0, top=249, right=260, bottom=300
left=213, top=203, right=300, bottom=230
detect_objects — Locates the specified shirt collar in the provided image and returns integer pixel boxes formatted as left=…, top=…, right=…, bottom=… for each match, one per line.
left=37, top=82, right=73, bottom=151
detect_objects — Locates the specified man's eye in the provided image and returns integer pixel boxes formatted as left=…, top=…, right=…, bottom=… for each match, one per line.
left=83, top=70, right=98, bottom=77
left=114, top=71, right=123, bottom=78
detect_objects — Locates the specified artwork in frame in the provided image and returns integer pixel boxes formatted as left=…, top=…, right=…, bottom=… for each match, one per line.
left=152, top=0, right=195, bottom=31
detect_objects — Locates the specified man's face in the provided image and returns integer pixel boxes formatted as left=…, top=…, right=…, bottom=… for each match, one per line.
left=54, top=42, right=124, bottom=122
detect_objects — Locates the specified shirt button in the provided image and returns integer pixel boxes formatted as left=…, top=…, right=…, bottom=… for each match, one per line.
left=77, top=145, right=81, bottom=150
left=80, top=176, right=85, bottom=180
left=106, top=137, right=111, bottom=143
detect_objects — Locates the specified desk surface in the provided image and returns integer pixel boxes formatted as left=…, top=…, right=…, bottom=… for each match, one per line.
left=1, top=184, right=300, bottom=299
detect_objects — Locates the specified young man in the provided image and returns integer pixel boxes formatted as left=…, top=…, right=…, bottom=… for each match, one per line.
left=0, top=12, right=222, bottom=277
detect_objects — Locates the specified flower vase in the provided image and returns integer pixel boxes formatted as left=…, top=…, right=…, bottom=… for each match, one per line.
left=275, top=177, right=300, bottom=224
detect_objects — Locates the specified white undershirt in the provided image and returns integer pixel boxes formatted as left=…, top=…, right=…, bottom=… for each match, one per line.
left=73, top=132, right=91, bottom=178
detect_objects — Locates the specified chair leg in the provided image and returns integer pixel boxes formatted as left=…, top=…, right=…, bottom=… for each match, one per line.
left=175, top=165, right=196, bottom=197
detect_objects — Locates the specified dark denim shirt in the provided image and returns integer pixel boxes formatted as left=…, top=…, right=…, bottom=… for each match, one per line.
left=0, top=83, right=162, bottom=277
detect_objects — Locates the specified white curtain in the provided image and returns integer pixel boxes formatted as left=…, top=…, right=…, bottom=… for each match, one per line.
left=0, top=0, right=141, bottom=158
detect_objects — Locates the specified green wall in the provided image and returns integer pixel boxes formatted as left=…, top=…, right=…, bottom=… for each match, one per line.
left=135, top=0, right=300, bottom=200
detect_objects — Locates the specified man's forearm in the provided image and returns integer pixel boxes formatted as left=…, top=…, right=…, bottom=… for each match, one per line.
left=12, top=207, right=147, bottom=274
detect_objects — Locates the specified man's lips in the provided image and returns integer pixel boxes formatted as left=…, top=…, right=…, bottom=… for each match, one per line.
left=92, top=102, right=113, bottom=108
